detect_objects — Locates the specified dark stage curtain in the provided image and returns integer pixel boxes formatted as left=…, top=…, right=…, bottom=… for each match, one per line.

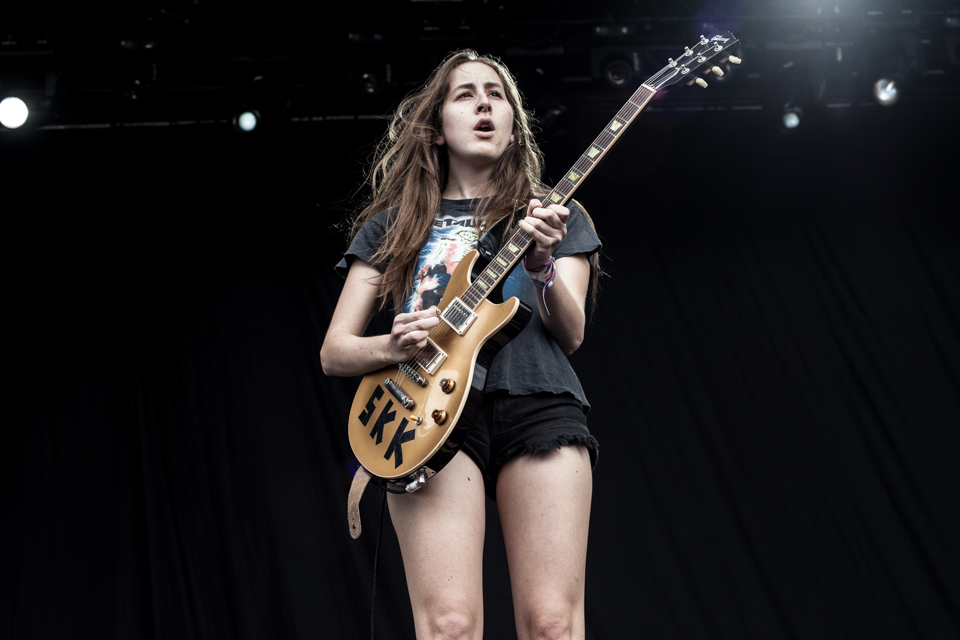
left=2, top=101, right=959, bottom=639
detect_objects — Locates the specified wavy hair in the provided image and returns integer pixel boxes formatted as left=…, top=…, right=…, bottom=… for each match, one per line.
left=349, top=49, right=600, bottom=314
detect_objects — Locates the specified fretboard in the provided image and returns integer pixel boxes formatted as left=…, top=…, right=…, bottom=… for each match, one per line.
left=459, top=83, right=659, bottom=310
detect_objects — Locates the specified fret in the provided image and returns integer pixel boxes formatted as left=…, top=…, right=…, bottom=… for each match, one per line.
left=448, top=33, right=730, bottom=309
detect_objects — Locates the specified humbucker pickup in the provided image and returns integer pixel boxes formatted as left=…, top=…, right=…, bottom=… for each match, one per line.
left=417, top=339, right=447, bottom=376
left=441, top=297, right=477, bottom=335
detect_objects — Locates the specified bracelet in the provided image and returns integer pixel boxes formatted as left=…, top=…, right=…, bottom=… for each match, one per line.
left=522, top=255, right=557, bottom=315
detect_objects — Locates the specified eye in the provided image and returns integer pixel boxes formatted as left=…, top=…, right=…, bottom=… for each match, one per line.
left=456, top=91, right=472, bottom=99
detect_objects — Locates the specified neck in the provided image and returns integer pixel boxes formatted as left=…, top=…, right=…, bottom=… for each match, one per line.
left=441, top=160, right=495, bottom=200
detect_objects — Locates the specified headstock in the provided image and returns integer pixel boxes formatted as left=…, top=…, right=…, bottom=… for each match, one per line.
left=646, top=31, right=742, bottom=91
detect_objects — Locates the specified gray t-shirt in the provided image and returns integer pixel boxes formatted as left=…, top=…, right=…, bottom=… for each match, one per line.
left=336, top=198, right=601, bottom=410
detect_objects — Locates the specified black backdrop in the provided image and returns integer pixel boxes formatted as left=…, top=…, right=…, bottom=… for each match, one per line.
left=3, top=93, right=960, bottom=639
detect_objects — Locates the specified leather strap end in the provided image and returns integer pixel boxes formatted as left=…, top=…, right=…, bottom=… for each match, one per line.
left=347, top=466, right=373, bottom=539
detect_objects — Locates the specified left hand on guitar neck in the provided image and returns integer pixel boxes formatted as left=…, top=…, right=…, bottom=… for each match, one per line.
left=518, top=198, right=569, bottom=270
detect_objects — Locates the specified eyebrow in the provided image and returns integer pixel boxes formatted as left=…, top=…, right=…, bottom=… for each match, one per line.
left=449, top=80, right=504, bottom=95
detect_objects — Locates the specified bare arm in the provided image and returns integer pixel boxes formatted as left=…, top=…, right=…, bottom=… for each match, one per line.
left=518, top=199, right=591, bottom=356
left=319, top=259, right=440, bottom=377
left=537, top=254, right=590, bottom=355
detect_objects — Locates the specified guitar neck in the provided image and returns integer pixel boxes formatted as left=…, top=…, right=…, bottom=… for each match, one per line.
left=458, top=84, right=658, bottom=311
left=456, top=30, right=740, bottom=312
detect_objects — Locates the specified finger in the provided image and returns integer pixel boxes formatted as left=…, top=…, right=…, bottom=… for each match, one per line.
left=528, top=207, right=567, bottom=232
left=404, top=330, right=429, bottom=349
left=520, top=216, right=563, bottom=243
left=534, top=204, right=569, bottom=224
left=548, top=204, right=570, bottom=223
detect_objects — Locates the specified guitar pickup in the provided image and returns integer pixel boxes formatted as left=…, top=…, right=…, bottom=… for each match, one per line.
left=417, top=339, right=447, bottom=376
left=441, top=297, right=477, bottom=336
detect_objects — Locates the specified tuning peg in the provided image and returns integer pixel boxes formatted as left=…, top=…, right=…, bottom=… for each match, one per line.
left=728, top=55, right=742, bottom=64
left=695, top=77, right=708, bottom=88
left=711, top=66, right=724, bottom=76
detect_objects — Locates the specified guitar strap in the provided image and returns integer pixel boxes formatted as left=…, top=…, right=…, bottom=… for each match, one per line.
left=347, top=465, right=373, bottom=539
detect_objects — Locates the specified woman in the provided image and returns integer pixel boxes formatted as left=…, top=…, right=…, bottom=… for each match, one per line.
left=321, top=49, right=600, bottom=640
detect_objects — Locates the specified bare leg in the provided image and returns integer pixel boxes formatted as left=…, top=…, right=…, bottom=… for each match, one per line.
left=496, top=445, right=593, bottom=640
left=387, top=452, right=487, bottom=640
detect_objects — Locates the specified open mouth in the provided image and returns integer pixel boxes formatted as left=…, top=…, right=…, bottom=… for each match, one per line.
left=475, top=119, right=494, bottom=132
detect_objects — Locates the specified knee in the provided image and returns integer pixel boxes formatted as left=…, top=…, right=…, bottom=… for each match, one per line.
left=522, top=609, right=576, bottom=640
left=426, top=610, right=480, bottom=640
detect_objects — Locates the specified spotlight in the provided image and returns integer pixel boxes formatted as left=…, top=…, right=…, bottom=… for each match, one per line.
left=359, top=70, right=383, bottom=95
left=232, top=109, right=260, bottom=133
left=603, top=59, right=632, bottom=87
left=781, top=107, right=802, bottom=131
left=0, top=96, right=29, bottom=129
left=872, top=78, right=900, bottom=106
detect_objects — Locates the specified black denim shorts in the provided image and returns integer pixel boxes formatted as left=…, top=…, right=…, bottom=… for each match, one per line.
left=459, top=391, right=599, bottom=498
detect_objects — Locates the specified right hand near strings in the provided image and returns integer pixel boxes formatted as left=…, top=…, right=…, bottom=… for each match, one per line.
left=389, top=306, right=441, bottom=361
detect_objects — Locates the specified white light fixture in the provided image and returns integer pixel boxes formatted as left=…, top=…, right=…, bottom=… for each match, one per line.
left=0, top=97, right=29, bottom=129
left=873, top=78, right=900, bottom=106
left=782, top=108, right=801, bottom=130
left=233, top=109, right=260, bottom=133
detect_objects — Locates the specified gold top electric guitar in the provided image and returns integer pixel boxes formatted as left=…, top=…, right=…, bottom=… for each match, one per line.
left=348, top=31, right=741, bottom=492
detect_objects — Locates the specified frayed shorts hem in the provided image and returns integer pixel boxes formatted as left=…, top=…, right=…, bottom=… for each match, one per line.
left=459, top=391, right=598, bottom=499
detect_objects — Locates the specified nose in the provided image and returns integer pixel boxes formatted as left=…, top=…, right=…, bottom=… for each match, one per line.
left=476, top=93, right=491, bottom=113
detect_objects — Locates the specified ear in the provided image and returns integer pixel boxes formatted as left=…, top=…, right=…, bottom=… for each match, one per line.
left=436, top=133, right=445, bottom=146
left=510, top=133, right=515, bottom=144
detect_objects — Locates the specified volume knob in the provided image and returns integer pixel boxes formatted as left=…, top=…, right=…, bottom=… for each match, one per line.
left=440, top=378, right=456, bottom=394
left=431, top=409, right=448, bottom=425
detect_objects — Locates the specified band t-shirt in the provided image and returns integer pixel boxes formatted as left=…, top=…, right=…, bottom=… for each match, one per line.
left=336, top=198, right=601, bottom=411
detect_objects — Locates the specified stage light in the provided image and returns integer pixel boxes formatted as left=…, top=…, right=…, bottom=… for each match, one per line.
left=873, top=78, right=900, bottom=106
left=0, top=97, right=29, bottom=129
left=603, top=59, right=632, bottom=87
left=233, top=109, right=259, bottom=133
left=781, top=107, right=802, bottom=131
left=359, top=71, right=383, bottom=95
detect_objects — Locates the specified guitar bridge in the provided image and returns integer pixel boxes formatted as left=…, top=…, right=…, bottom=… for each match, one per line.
left=399, top=362, right=427, bottom=387
left=441, top=297, right=477, bottom=336
left=383, top=378, right=414, bottom=409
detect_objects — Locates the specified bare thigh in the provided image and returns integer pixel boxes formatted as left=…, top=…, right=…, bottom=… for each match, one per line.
left=496, top=445, right=593, bottom=640
left=387, top=452, right=488, bottom=640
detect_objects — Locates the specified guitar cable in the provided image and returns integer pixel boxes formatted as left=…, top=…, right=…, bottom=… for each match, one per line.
left=370, top=488, right=387, bottom=640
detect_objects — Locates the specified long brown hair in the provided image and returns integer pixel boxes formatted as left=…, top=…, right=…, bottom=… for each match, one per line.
left=350, top=49, right=600, bottom=314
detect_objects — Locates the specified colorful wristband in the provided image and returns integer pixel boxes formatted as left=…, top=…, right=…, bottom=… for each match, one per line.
left=522, top=255, right=557, bottom=315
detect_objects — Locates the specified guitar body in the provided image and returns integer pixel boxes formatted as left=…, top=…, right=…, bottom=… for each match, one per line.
left=348, top=249, right=531, bottom=484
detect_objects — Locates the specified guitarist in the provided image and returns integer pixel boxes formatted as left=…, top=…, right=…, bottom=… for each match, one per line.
left=321, top=50, right=601, bottom=640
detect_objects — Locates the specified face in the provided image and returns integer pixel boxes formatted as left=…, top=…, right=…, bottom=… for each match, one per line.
left=436, top=61, right=516, bottom=170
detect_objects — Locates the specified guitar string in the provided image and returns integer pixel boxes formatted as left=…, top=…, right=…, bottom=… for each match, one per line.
left=393, top=34, right=733, bottom=395
left=396, top=85, right=639, bottom=393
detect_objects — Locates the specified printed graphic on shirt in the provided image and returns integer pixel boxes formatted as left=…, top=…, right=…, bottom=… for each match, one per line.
left=405, top=213, right=479, bottom=313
